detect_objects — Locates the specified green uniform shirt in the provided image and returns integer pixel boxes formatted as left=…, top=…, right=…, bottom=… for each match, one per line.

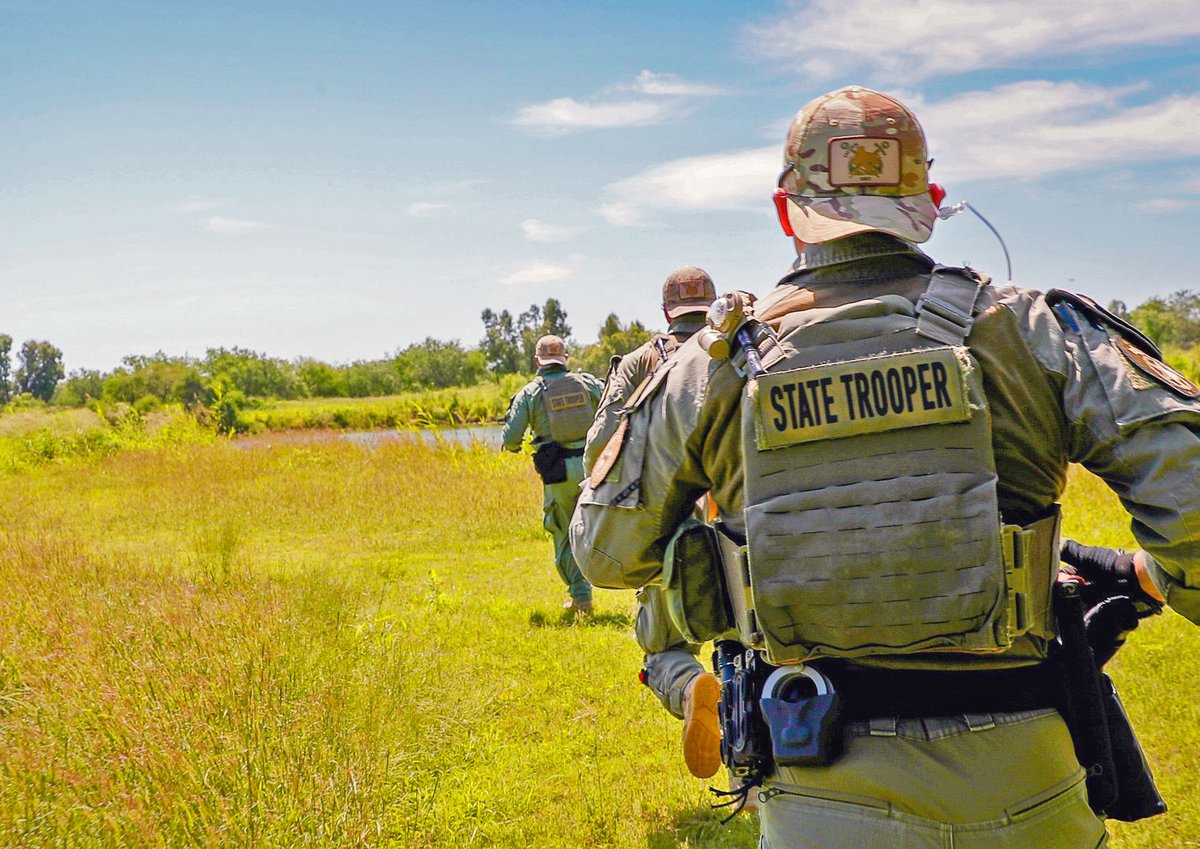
left=502, top=365, right=603, bottom=453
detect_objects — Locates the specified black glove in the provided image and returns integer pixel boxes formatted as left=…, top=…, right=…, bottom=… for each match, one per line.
left=1059, top=541, right=1163, bottom=609
left=1083, top=595, right=1141, bottom=667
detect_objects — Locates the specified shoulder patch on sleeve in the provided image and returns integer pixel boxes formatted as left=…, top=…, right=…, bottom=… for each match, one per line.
left=1113, top=336, right=1200, bottom=399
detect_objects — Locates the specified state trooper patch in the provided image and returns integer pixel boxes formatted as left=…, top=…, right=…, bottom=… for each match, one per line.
left=754, top=348, right=971, bottom=450
left=1113, top=337, right=1200, bottom=399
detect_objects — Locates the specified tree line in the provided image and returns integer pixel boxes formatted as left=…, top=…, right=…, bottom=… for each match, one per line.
left=2, top=298, right=646, bottom=411
left=9, top=290, right=1195, bottom=411
left=1112, top=291, right=1200, bottom=349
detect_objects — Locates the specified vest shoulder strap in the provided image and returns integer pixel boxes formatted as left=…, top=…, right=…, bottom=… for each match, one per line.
left=916, top=266, right=990, bottom=346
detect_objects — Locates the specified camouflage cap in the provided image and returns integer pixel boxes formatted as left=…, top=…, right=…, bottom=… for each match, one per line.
left=535, top=334, right=568, bottom=365
left=779, top=86, right=937, bottom=244
left=662, top=266, right=717, bottom=319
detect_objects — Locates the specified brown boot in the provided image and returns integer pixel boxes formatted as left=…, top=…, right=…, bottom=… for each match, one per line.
left=563, top=598, right=593, bottom=616
left=682, top=671, right=721, bottom=778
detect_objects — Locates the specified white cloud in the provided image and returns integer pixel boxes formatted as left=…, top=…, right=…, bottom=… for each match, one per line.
left=521, top=219, right=577, bottom=243
left=597, top=203, right=646, bottom=228
left=599, top=81, right=1200, bottom=226
left=173, top=198, right=226, bottom=213
left=626, top=70, right=727, bottom=97
left=404, top=202, right=455, bottom=218
left=511, top=70, right=724, bottom=136
left=203, top=216, right=266, bottom=233
left=916, top=82, right=1200, bottom=183
left=497, top=261, right=574, bottom=286
left=428, top=178, right=487, bottom=194
left=1134, top=198, right=1195, bottom=214
left=745, top=0, right=1200, bottom=80
left=600, top=146, right=777, bottom=225
left=512, top=97, right=683, bottom=136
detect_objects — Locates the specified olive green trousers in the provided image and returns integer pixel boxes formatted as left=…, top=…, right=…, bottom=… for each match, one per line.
left=759, top=709, right=1106, bottom=849
left=634, top=585, right=704, bottom=717
left=542, top=455, right=591, bottom=602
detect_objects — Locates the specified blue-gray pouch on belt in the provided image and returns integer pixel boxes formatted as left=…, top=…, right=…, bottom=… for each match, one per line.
left=759, top=665, right=844, bottom=766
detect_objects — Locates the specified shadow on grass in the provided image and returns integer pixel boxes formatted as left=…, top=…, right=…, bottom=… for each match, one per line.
left=646, top=803, right=759, bottom=849
left=527, top=608, right=632, bottom=629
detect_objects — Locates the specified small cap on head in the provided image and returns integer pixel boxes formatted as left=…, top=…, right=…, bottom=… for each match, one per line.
left=535, top=334, right=568, bottom=365
left=779, top=86, right=937, bottom=244
left=662, top=266, right=717, bottom=319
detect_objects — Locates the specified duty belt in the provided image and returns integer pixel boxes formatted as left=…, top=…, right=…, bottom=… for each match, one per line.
left=819, top=661, right=1057, bottom=720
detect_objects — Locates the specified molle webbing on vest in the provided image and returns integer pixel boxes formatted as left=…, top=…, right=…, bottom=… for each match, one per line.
left=740, top=287, right=1051, bottom=666
left=540, top=373, right=596, bottom=444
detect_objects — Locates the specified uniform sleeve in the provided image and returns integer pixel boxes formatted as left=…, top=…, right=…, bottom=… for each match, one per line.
left=570, top=345, right=730, bottom=589
left=585, top=371, right=605, bottom=402
left=1052, top=301, right=1200, bottom=623
left=501, top=386, right=532, bottom=453
left=583, top=348, right=649, bottom=474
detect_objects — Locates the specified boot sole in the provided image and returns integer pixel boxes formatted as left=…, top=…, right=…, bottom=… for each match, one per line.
left=683, top=672, right=721, bottom=779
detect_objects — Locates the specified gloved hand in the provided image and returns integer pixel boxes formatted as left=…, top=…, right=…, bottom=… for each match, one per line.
left=1059, top=541, right=1164, bottom=607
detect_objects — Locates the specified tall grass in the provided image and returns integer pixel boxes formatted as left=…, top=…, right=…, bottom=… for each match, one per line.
left=0, top=405, right=213, bottom=472
left=0, top=437, right=1193, bottom=847
left=239, top=378, right=527, bottom=433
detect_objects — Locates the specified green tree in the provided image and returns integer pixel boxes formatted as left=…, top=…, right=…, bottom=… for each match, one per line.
left=340, top=360, right=404, bottom=397
left=1129, top=290, right=1200, bottom=349
left=202, top=347, right=302, bottom=398
left=479, top=308, right=522, bottom=374
left=54, top=369, right=105, bottom=406
left=296, top=358, right=345, bottom=397
left=394, top=338, right=486, bottom=389
left=481, top=298, right=574, bottom=376
left=573, top=314, right=653, bottom=378
left=15, top=339, right=64, bottom=402
left=0, top=334, right=12, bottom=404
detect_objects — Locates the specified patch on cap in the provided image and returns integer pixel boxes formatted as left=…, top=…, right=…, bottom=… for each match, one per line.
left=662, top=266, right=716, bottom=319
left=535, top=334, right=568, bottom=364
left=829, top=137, right=901, bottom=186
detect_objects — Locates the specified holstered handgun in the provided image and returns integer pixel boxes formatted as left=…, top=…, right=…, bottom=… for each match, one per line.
left=1051, top=580, right=1167, bottom=821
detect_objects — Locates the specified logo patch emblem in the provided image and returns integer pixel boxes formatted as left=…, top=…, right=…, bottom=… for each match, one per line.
left=677, top=278, right=708, bottom=299
left=754, top=348, right=971, bottom=450
left=828, top=136, right=901, bottom=187
left=548, top=391, right=588, bottom=412
left=1113, top=337, right=1200, bottom=399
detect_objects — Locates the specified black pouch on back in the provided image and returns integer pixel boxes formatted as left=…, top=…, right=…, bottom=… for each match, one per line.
left=531, top=441, right=568, bottom=485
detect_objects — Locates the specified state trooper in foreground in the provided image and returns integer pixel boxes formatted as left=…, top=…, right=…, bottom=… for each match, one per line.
left=583, top=266, right=722, bottom=780
left=503, top=335, right=603, bottom=615
left=571, top=86, right=1199, bottom=847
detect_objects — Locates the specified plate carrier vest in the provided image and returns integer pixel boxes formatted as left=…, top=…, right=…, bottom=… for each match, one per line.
left=539, top=372, right=597, bottom=445
left=740, top=269, right=1054, bottom=666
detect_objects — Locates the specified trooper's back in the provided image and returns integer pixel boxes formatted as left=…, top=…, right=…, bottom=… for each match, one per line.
left=571, top=85, right=1200, bottom=849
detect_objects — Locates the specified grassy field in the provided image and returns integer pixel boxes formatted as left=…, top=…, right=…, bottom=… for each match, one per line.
left=238, top=379, right=525, bottom=432
left=0, top=434, right=1196, bottom=847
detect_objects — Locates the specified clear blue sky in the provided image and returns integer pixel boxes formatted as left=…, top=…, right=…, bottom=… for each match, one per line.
left=3, top=0, right=1200, bottom=372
